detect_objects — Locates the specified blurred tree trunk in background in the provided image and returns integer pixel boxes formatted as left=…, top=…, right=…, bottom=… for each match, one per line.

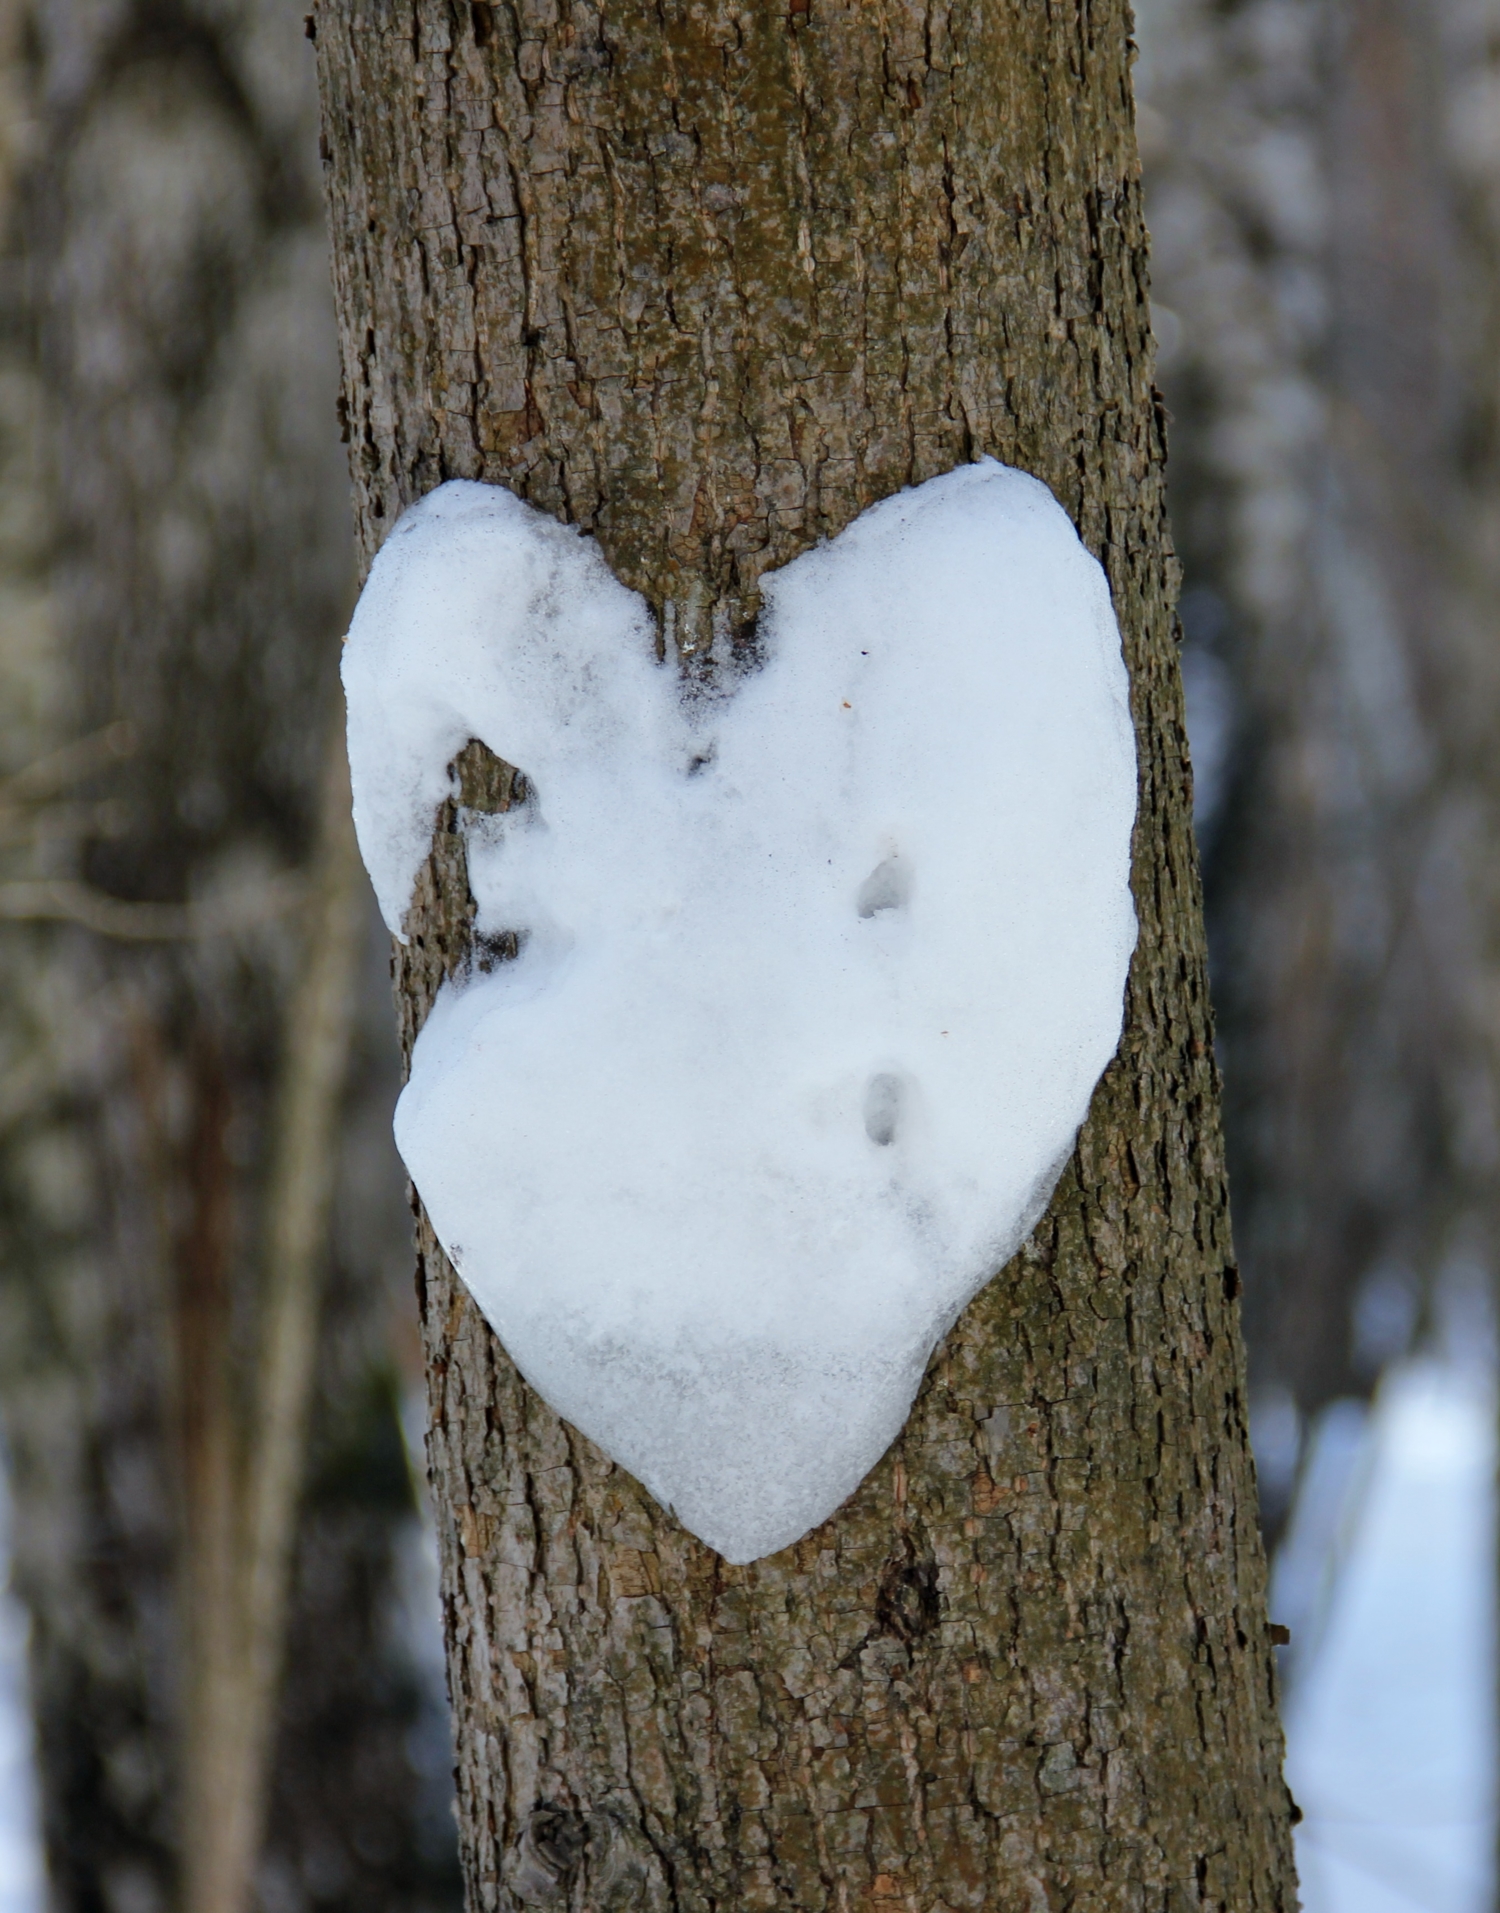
left=314, top=3, right=1299, bottom=1907
left=1134, top=0, right=1500, bottom=1531
left=0, top=5, right=460, bottom=1912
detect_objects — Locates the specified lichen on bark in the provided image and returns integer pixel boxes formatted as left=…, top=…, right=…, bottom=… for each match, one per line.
left=313, top=0, right=1300, bottom=1904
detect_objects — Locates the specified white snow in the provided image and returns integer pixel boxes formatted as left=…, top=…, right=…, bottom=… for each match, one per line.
left=343, top=461, right=1138, bottom=1562
left=0, top=1472, right=43, bottom=1913
left=1281, top=1361, right=1496, bottom=1913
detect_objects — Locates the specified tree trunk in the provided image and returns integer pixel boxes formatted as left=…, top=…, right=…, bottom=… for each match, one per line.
left=0, top=5, right=460, bottom=1910
left=313, top=3, right=1300, bottom=1905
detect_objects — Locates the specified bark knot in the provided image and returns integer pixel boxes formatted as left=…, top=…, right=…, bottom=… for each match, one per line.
left=506, top=1806, right=587, bottom=1903
left=875, top=1536, right=942, bottom=1645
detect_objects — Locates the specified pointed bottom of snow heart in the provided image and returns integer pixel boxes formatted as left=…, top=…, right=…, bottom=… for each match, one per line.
left=489, top=1313, right=945, bottom=1563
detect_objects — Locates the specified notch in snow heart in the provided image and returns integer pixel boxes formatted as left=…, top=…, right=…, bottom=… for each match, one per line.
left=343, top=460, right=1138, bottom=1564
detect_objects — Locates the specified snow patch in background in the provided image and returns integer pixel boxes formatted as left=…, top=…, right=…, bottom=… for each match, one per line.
left=343, top=463, right=1139, bottom=1562
left=0, top=1467, right=43, bottom=1913
left=1280, top=1360, right=1496, bottom=1913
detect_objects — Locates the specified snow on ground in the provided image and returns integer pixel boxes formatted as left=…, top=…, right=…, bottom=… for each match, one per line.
left=0, top=1471, right=43, bottom=1913
left=1280, top=1359, right=1496, bottom=1913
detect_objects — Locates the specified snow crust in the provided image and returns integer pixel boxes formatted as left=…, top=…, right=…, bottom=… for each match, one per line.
left=343, top=463, right=1138, bottom=1563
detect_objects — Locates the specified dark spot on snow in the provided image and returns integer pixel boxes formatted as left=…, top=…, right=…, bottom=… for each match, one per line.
left=863, top=1073, right=902, bottom=1146
left=857, top=855, right=910, bottom=918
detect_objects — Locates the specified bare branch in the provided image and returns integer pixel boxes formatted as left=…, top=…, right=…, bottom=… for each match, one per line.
left=0, top=873, right=305, bottom=941
left=0, top=719, right=136, bottom=810
left=179, top=722, right=366, bottom=1913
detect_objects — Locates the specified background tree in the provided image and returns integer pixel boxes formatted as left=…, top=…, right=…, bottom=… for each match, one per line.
left=313, top=2, right=1301, bottom=1906
left=0, top=4, right=460, bottom=1910
left=1134, top=0, right=1500, bottom=1535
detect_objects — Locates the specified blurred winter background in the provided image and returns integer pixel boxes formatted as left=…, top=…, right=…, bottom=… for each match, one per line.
left=0, top=1, right=1495, bottom=1911
left=0, top=5, right=461, bottom=1913
left=1137, top=0, right=1500, bottom=1902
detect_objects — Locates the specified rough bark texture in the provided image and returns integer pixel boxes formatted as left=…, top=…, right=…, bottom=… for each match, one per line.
left=314, top=2, right=1299, bottom=1907
left=0, top=5, right=460, bottom=1910
left=1134, top=0, right=1500, bottom=1529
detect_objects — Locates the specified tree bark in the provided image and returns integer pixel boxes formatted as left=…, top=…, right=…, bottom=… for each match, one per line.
left=314, top=2, right=1300, bottom=1906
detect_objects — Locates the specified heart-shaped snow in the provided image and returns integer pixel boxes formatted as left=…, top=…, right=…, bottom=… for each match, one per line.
left=343, top=461, right=1137, bottom=1563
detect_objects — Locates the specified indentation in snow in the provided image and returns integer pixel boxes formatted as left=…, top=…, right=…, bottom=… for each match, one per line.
left=863, top=1073, right=904, bottom=1147
left=857, top=854, right=910, bottom=919
left=342, top=460, right=1138, bottom=1562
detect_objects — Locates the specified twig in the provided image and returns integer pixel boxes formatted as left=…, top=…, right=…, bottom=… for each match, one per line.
left=178, top=720, right=367, bottom=1913
left=0, top=719, right=135, bottom=808
left=0, top=873, right=305, bottom=941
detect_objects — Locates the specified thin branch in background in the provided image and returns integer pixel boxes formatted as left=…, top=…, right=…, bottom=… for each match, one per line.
left=0, top=719, right=135, bottom=810
left=0, top=874, right=307, bottom=941
left=0, top=721, right=305, bottom=944
left=179, top=718, right=367, bottom=1913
